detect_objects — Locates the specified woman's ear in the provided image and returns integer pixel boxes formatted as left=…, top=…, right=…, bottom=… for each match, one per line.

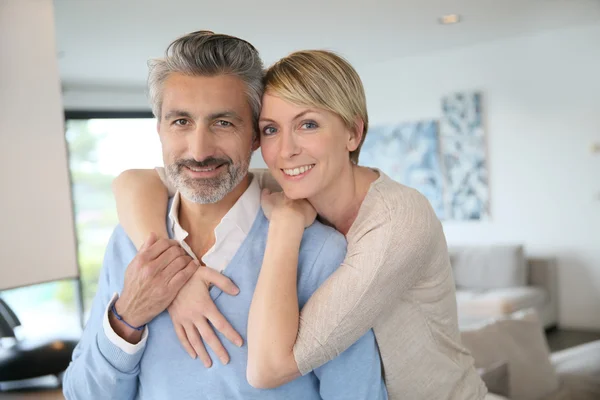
left=347, top=117, right=365, bottom=152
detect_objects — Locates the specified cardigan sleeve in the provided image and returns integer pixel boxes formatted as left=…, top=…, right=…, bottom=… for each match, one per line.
left=292, top=184, right=447, bottom=374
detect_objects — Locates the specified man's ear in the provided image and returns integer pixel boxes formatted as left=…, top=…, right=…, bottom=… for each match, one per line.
left=347, top=117, right=365, bottom=152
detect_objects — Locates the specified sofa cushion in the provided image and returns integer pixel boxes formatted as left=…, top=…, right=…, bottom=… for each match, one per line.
left=548, top=340, right=600, bottom=400
left=478, top=360, right=510, bottom=397
left=450, top=245, right=528, bottom=289
left=456, top=287, right=547, bottom=316
left=460, top=309, right=559, bottom=400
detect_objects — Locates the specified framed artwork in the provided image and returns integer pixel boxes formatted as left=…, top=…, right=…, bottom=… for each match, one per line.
left=360, top=91, right=490, bottom=221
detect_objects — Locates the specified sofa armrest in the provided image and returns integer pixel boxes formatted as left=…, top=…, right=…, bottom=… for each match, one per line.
left=528, top=258, right=558, bottom=325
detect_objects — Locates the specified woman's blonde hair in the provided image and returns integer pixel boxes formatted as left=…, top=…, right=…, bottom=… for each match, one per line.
left=264, top=50, right=368, bottom=164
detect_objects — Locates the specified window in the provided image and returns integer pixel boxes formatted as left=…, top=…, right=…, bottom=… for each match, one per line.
left=65, top=115, right=162, bottom=318
left=1, top=280, right=80, bottom=340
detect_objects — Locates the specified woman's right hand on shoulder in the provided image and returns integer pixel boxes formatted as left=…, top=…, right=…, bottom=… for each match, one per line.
left=168, top=265, right=243, bottom=367
left=260, top=189, right=317, bottom=228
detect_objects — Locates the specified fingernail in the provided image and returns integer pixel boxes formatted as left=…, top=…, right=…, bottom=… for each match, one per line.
left=220, top=357, right=229, bottom=365
left=236, top=339, right=243, bottom=347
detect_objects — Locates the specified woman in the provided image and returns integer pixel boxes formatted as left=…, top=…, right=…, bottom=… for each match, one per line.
left=112, top=50, right=486, bottom=399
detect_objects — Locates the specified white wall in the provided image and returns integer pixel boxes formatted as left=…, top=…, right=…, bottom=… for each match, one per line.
left=0, top=0, right=79, bottom=289
left=62, top=85, right=149, bottom=111
left=356, top=23, right=600, bottom=330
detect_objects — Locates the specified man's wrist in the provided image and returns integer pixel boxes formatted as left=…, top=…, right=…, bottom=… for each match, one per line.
left=114, top=298, right=145, bottom=328
left=110, top=299, right=144, bottom=344
left=108, top=311, right=143, bottom=344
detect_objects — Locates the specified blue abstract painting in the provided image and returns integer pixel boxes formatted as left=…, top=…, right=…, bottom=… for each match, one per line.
left=360, top=120, right=445, bottom=219
left=440, top=92, right=490, bottom=220
left=360, top=91, right=489, bottom=221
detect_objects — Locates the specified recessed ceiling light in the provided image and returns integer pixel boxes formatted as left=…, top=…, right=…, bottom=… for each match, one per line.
left=439, top=14, right=461, bottom=25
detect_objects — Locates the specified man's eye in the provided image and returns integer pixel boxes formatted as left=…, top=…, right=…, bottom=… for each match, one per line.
left=216, top=120, right=232, bottom=127
left=174, top=119, right=188, bottom=126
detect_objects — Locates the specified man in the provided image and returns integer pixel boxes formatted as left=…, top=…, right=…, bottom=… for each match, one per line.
left=62, top=31, right=386, bottom=399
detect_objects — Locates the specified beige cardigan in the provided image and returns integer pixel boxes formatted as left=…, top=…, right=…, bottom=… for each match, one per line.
left=257, top=169, right=487, bottom=399
left=162, top=167, right=488, bottom=399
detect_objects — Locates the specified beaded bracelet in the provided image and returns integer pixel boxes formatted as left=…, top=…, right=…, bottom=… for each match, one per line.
left=110, top=303, right=145, bottom=331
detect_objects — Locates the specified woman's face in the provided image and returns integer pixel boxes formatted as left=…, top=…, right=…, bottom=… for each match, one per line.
left=259, top=93, right=359, bottom=200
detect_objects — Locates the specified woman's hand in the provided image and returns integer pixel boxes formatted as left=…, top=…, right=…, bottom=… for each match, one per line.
left=168, top=266, right=243, bottom=367
left=260, top=189, right=317, bottom=228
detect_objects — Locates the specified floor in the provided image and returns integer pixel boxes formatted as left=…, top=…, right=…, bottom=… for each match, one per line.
left=1, top=329, right=599, bottom=399
left=0, top=391, right=63, bottom=399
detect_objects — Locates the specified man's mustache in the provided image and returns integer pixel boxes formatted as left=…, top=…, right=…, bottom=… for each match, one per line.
left=176, top=157, right=231, bottom=169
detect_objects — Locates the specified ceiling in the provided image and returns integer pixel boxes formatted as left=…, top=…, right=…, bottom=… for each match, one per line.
left=54, top=0, right=600, bottom=88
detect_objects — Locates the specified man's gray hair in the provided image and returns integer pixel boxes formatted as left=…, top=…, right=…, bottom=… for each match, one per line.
left=147, top=30, right=264, bottom=127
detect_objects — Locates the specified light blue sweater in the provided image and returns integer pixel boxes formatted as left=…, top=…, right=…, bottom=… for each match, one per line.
left=63, top=209, right=388, bottom=399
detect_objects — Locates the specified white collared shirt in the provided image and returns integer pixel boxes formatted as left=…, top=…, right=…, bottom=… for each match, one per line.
left=168, top=175, right=261, bottom=271
left=103, top=175, right=261, bottom=353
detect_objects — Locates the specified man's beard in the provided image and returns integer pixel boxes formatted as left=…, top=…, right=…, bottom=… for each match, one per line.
left=165, top=152, right=251, bottom=204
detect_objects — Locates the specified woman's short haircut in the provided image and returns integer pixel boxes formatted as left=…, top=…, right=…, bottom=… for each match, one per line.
left=264, top=50, right=369, bottom=164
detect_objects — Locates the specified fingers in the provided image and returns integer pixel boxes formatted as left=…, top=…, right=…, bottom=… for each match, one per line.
left=154, top=245, right=187, bottom=270
left=196, top=319, right=230, bottom=365
left=144, top=238, right=180, bottom=261
left=203, top=268, right=239, bottom=296
left=206, top=306, right=243, bottom=348
left=162, top=254, right=195, bottom=281
left=184, top=323, right=212, bottom=368
left=174, top=323, right=196, bottom=359
left=168, top=260, right=198, bottom=289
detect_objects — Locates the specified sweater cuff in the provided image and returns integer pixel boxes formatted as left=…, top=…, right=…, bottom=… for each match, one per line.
left=292, top=323, right=330, bottom=376
left=98, top=293, right=148, bottom=372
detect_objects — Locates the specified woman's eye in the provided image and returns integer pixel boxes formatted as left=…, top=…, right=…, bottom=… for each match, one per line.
left=262, top=126, right=277, bottom=136
left=301, top=121, right=318, bottom=129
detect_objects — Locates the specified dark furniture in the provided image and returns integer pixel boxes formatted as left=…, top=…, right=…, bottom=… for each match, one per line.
left=0, top=298, right=77, bottom=384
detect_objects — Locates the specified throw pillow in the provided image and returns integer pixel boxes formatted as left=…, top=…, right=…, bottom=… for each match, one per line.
left=478, top=361, right=510, bottom=397
left=450, top=245, right=528, bottom=290
left=461, top=309, right=559, bottom=400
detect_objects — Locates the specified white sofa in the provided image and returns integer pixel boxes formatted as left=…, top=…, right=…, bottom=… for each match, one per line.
left=448, top=245, right=558, bottom=330
left=462, top=309, right=600, bottom=400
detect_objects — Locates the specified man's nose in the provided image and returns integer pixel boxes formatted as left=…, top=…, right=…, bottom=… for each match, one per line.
left=188, top=127, right=216, bottom=161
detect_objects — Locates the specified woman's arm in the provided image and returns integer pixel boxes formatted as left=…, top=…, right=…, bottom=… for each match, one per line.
left=247, top=212, right=303, bottom=388
left=112, top=168, right=171, bottom=249
left=247, top=187, right=444, bottom=387
left=247, top=190, right=316, bottom=389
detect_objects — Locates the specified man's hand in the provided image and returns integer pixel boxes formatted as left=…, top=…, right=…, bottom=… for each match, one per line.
left=168, top=266, right=243, bottom=368
left=112, top=233, right=198, bottom=342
